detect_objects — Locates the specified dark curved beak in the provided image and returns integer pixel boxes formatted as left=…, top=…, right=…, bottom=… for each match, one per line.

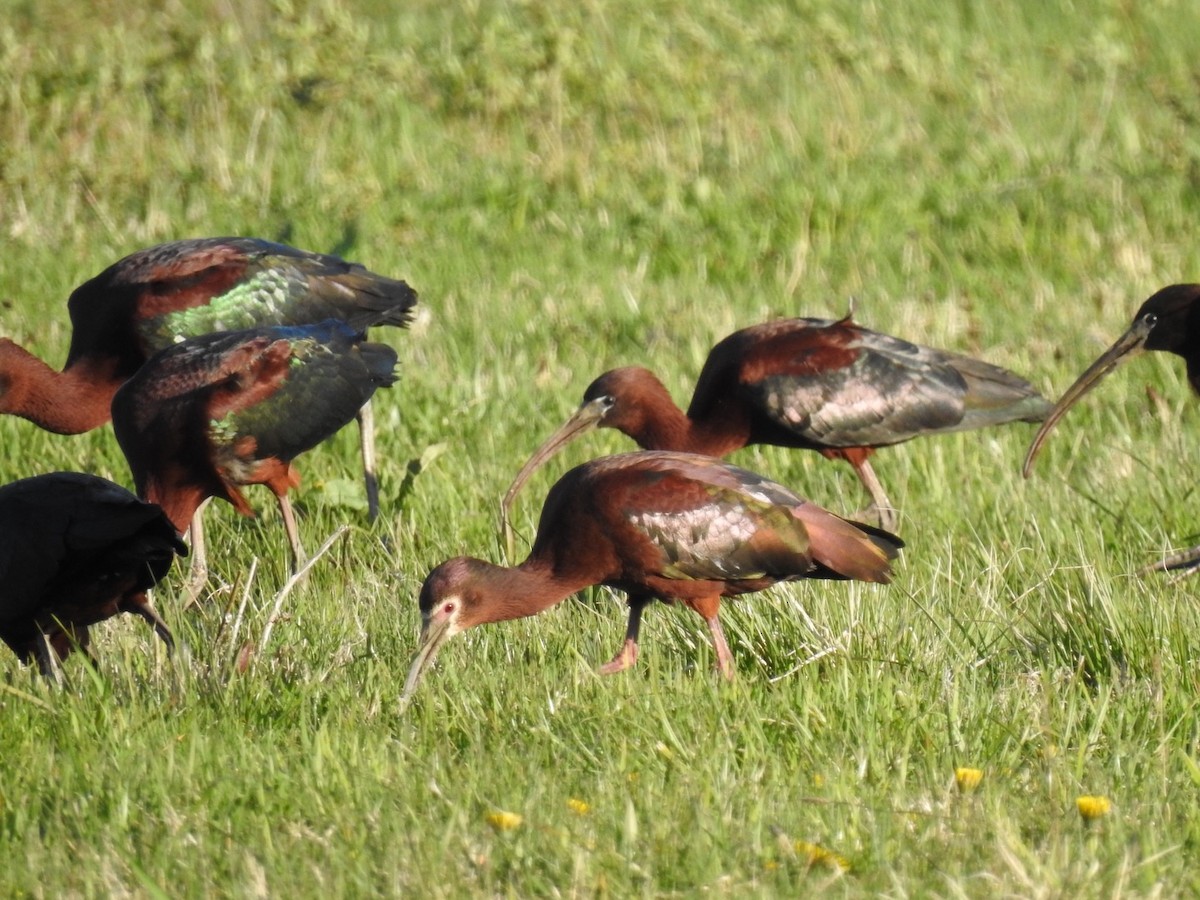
left=400, top=614, right=454, bottom=703
left=1022, top=317, right=1154, bottom=478
left=500, top=397, right=610, bottom=548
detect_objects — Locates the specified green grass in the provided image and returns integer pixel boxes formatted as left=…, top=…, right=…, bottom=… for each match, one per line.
left=3, top=0, right=1200, bottom=893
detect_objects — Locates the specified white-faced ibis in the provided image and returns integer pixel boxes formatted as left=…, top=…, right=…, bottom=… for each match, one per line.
left=0, top=472, right=185, bottom=674
left=0, top=237, right=417, bottom=517
left=111, top=319, right=398, bottom=587
left=1023, top=284, right=1200, bottom=574
left=504, top=314, right=1051, bottom=535
left=404, top=450, right=902, bottom=697
left=502, top=314, right=1051, bottom=532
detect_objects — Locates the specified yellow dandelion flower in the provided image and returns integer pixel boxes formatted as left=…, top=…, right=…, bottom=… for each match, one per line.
left=763, top=860, right=779, bottom=872
left=794, top=840, right=851, bottom=872
left=811, top=773, right=826, bottom=788
left=1076, top=796, right=1112, bottom=821
left=485, top=810, right=523, bottom=831
left=567, top=798, right=590, bottom=815
left=955, top=767, right=984, bottom=792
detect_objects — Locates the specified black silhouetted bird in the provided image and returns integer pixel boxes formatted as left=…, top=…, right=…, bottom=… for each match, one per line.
left=0, top=472, right=185, bottom=673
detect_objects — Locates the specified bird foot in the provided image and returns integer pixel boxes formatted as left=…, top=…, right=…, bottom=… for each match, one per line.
left=598, top=640, right=639, bottom=675
left=1138, top=544, right=1200, bottom=582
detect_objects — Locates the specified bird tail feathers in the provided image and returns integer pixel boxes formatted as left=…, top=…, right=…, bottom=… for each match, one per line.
left=793, top=504, right=903, bottom=583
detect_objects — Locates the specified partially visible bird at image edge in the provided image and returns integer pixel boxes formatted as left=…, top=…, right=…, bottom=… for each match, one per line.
left=1023, top=283, right=1200, bottom=576
left=0, top=472, right=185, bottom=674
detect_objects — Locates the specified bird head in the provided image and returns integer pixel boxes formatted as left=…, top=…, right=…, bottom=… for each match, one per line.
left=401, top=557, right=494, bottom=701
left=1135, top=284, right=1200, bottom=355
left=1023, top=284, right=1200, bottom=477
left=500, top=367, right=672, bottom=543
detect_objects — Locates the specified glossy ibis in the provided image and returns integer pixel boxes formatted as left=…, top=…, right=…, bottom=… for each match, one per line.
left=1023, top=284, right=1200, bottom=574
left=404, top=450, right=902, bottom=697
left=111, top=319, right=398, bottom=589
left=503, top=314, right=1051, bottom=532
left=0, top=472, right=185, bottom=674
left=0, top=237, right=417, bottom=517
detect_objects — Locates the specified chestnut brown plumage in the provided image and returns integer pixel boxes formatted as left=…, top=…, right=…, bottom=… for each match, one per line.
left=0, top=472, right=185, bottom=674
left=1024, top=284, right=1200, bottom=575
left=503, top=314, right=1050, bottom=533
left=404, top=451, right=902, bottom=697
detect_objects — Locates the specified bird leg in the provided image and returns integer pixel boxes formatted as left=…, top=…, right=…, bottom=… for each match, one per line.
left=357, top=399, right=380, bottom=523
left=599, top=597, right=649, bottom=675
left=848, top=456, right=897, bottom=532
left=34, top=630, right=65, bottom=684
left=703, top=614, right=736, bottom=681
left=276, top=492, right=308, bottom=573
left=688, top=595, right=736, bottom=680
left=181, top=502, right=210, bottom=607
left=1138, top=544, right=1200, bottom=582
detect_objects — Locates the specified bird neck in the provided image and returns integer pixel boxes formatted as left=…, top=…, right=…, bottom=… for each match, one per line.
left=0, top=340, right=122, bottom=434
left=1187, top=353, right=1200, bottom=396
left=620, top=411, right=747, bottom=456
left=612, top=393, right=740, bottom=454
left=680, top=414, right=753, bottom=456
left=138, top=476, right=207, bottom=536
left=472, top=558, right=589, bottom=627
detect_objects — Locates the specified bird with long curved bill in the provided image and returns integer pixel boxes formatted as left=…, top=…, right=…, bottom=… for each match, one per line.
left=404, top=450, right=902, bottom=699
left=0, top=237, right=417, bottom=521
left=1023, top=284, right=1200, bottom=575
left=112, top=319, right=398, bottom=596
left=0, top=472, right=185, bottom=675
left=502, top=313, right=1050, bottom=536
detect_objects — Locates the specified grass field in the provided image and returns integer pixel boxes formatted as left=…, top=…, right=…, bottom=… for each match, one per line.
left=3, top=0, right=1200, bottom=894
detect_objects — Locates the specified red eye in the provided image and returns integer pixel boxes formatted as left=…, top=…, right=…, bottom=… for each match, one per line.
left=443, top=601, right=456, bottom=615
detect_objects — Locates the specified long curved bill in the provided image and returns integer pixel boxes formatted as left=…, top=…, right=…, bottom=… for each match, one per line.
left=1022, top=317, right=1154, bottom=478
left=400, top=614, right=454, bottom=703
left=500, top=397, right=610, bottom=547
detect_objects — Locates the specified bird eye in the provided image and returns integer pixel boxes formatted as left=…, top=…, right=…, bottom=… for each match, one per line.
left=442, top=601, right=456, bottom=615
left=1143, top=312, right=1158, bottom=328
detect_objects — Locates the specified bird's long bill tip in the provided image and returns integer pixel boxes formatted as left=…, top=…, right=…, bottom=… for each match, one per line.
left=1021, top=321, right=1150, bottom=479
left=499, top=399, right=608, bottom=522
left=400, top=618, right=450, bottom=705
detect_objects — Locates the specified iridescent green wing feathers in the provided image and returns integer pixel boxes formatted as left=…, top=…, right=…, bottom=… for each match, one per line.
left=65, top=238, right=416, bottom=370
left=215, top=323, right=398, bottom=464
left=111, top=321, right=397, bottom=491
left=139, top=239, right=417, bottom=348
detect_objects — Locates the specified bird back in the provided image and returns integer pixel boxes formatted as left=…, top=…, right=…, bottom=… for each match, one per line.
left=217, top=322, right=399, bottom=464
left=538, top=451, right=901, bottom=589
left=65, top=238, right=417, bottom=371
